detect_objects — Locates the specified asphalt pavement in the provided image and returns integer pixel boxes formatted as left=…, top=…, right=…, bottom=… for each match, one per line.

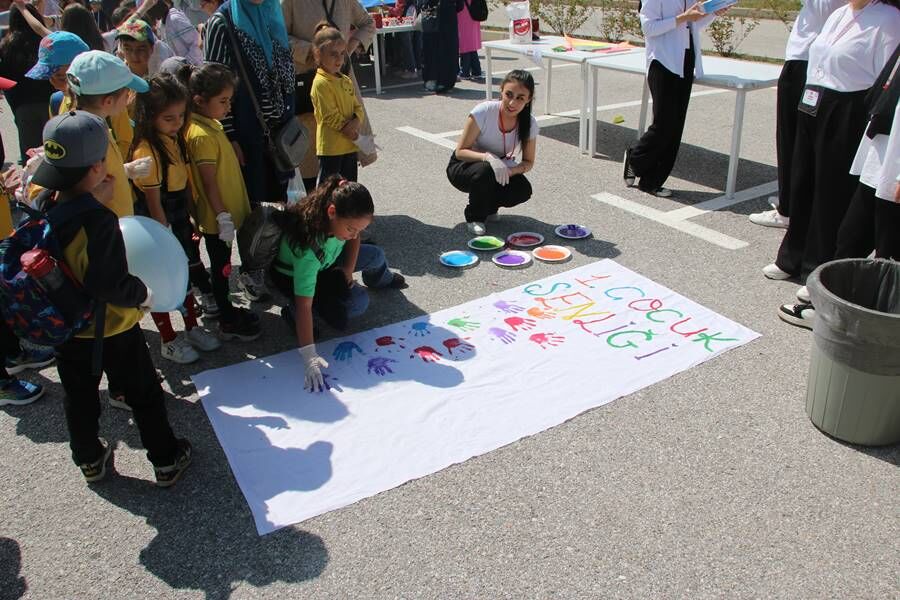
left=0, top=45, right=898, bottom=600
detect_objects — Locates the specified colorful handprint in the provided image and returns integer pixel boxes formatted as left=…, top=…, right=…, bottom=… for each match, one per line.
left=409, top=322, right=432, bottom=337
left=488, top=327, right=516, bottom=344
left=367, top=357, right=398, bottom=376
left=447, top=317, right=480, bottom=332
left=411, top=346, right=442, bottom=363
left=332, top=341, right=364, bottom=361
left=527, top=306, right=555, bottom=320
left=312, top=373, right=339, bottom=393
left=529, top=332, right=566, bottom=349
left=375, top=336, right=405, bottom=351
left=504, top=316, right=537, bottom=332
left=493, top=300, right=524, bottom=313
left=442, top=337, right=474, bottom=356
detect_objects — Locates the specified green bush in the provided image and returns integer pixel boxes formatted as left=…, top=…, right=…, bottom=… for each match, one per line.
left=534, top=0, right=593, bottom=35
left=598, top=0, right=643, bottom=42
left=707, top=14, right=759, bottom=56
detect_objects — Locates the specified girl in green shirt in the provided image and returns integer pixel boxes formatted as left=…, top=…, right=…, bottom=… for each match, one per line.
left=271, top=175, right=405, bottom=392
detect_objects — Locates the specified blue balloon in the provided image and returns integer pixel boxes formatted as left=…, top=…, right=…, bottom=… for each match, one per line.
left=119, top=216, right=189, bottom=312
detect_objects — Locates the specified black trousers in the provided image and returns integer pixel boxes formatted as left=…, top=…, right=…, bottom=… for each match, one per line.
left=774, top=60, right=807, bottom=218
left=0, top=320, right=22, bottom=380
left=318, top=153, right=358, bottom=183
left=629, top=51, right=695, bottom=192
left=776, top=88, right=868, bottom=280
left=835, top=183, right=900, bottom=260
left=203, top=234, right=237, bottom=322
left=56, top=324, right=178, bottom=467
left=446, top=154, right=532, bottom=222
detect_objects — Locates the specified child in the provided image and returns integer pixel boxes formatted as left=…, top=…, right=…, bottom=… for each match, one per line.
left=446, top=70, right=538, bottom=235
left=23, top=31, right=89, bottom=114
left=131, top=73, right=220, bottom=363
left=31, top=110, right=191, bottom=485
left=457, top=0, right=482, bottom=79
left=270, top=176, right=405, bottom=392
left=310, top=22, right=365, bottom=183
left=115, top=17, right=175, bottom=78
left=185, top=62, right=259, bottom=340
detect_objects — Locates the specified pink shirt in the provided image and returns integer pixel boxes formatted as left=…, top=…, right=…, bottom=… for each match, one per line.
left=457, top=2, right=482, bottom=55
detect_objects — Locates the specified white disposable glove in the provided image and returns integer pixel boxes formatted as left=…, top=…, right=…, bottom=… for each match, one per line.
left=355, top=134, right=377, bottom=156
left=139, top=287, right=154, bottom=313
left=484, top=152, right=510, bottom=186
left=123, top=156, right=153, bottom=180
left=216, top=212, right=235, bottom=244
left=299, top=344, right=329, bottom=392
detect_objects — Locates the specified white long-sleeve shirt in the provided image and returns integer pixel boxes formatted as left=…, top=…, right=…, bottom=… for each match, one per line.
left=806, top=1, right=900, bottom=92
left=640, top=0, right=716, bottom=78
left=785, top=0, right=845, bottom=61
left=851, top=103, right=900, bottom=201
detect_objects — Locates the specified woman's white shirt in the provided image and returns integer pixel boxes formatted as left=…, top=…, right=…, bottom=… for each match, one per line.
left=469, top=100, right=539, bottom=167
left=785, top=0, right=845, bottom=62
left=640, top=0, right=715, bottom=78
left=851, top=102, right=900, bottom=201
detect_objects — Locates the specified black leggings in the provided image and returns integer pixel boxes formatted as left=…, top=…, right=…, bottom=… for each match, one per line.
left=446, top=154, right=532, bottom=223
left=203, top=234, right=237, bottom=322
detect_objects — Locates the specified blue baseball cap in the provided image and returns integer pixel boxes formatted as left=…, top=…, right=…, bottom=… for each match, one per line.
left=66, top=50, right=150, bottom=95
left=25, top=32, right=90, bottom=80
left=32, top=111, right=110, bottom=190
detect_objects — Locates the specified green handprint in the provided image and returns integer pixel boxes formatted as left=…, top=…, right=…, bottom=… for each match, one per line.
left=447, top=317, right=480, bottom=332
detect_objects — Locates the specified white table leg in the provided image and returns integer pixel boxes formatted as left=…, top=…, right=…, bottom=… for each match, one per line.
left=589, top=64, right=598, bottom=157
left=485, top=47, right=493, bottom=99
left=373, top=32, right=383, bottom=95
left=726, top=90, right=747, bottom=199
left=637, top=76, right=650, bottom=136
left=544, top=57, right=552, bottom=115
left=579, top=61, right=587, bottom=153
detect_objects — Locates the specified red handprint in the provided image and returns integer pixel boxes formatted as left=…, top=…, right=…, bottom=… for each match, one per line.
left=527, top=306, right=555, bottom=320
left=529, top=332, right=566, bottom=349
left=504, top=316, right=537, bottom=332
left=442, top=337, right=474, bottom=356
left=411, top=346, right=443, bottom=363
left=375, top=336, right=406, bottom=351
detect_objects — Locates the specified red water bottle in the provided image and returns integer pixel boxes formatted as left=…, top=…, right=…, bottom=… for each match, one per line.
left=21, top=249, right=66, bottom=292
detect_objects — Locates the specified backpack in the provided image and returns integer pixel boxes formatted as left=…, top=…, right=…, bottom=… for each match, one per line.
left=237, top=203, right=285, bottom=273
left=465, top=0, right=488, bottom=22
left=0, top=196, right=106, bottom=351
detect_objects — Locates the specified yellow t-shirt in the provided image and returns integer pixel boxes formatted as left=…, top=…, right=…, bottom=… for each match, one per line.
left=185, top=113, right=249, bottom=234
left=59, top=95, right=133, bottom=159
left=64, top=229, right=142, bottom=339
left=132, top=136, right=189, bottom=193
left=311, top=68, right=365, bottom=157
left=0, top=190, right=13, bottom=238
left=105, top=128, right=135, bottom=218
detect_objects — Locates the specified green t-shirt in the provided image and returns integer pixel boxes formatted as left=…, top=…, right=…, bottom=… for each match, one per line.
left=275, top=235, right=346, bottom=297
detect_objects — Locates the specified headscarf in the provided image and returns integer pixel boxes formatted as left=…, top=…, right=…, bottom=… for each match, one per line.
left=229, top=0, right=289, bottom=66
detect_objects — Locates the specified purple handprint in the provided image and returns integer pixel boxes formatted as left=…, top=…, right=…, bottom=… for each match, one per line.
left=367, top=357, right=398, bottom=376
left=493, top=300, right=524, bottom=314
left=488, top=327, right=516, bottom=344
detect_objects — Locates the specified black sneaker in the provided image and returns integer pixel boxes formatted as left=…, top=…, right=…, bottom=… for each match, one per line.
left=778, top=302, right=815, bottom=330
left=79, top=438, right=113, bottom=483
left=154, top=439, right=192, bottom=488
left=218, top=308, right=261, bottom=341
left=388, top=272, right=407, bottom=289
left=622, top=148, right=636, bottom=187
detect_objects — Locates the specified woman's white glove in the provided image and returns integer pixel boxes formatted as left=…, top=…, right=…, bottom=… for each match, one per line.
left=123, top=157, right=153, bottom=180
left=299, top=344, right=329, bottom=392
left=484, top=152, right=510, bottom=186
left=355, top=134, right=377, bottom=156
left=216, top=212, right=235, bottom=244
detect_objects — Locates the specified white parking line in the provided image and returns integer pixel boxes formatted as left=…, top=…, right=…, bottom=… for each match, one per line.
left=364, top=63, right=579, bottom=94
left=396, top=126, right=458, bottom=150
left=592, top=192, right=750, bottom=250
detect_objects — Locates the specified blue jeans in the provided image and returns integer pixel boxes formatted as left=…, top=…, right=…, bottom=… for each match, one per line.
left=341, top=243, right=393, bottom=318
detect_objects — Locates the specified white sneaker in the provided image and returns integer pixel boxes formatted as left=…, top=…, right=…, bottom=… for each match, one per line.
left=185, top=327, right=221, bottom=352
left=778, top=302, right=815, bottom=330
left=160, top=335, right=200, bottom=364
left=197, top=293, right=220, bottom=319
left=238, top=270, right=270, bottom=302
left=749, top=208, right=789, bottom=228
left=763, top=263, right=792, bottom=280
left=796, top=285, right=810, bottom=303
left=486, top=213, right=501, bottom=223
left=466, top=222, right=486, bottom=235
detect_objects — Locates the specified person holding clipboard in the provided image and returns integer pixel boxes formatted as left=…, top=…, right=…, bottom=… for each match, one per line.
left=622, top=0, right=727, bottom=197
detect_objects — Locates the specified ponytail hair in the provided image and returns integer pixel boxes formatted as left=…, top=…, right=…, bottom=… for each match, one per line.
left=274, top=175, right=375, bottom=250
left=500, top=69, right=535, bottom=144
left=312, top=20, right=343, bottom=50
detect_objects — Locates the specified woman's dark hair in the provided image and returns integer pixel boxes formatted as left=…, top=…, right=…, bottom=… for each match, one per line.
left=274, top=175, right=374, bottom=250
left=0, top=4, right=45, bottom=76
left=62, top=3, right=106, bottom=50
left=130, top=73, right=190, bottom=184
left=188, top=62, right=236, bottom=109
left=500, top=69, right=535, bottom=145
left=111, top=5, right=133, bottom=27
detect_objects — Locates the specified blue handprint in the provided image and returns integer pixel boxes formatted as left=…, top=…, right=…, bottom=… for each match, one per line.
left=367, top=357, right=398, bottom=376
left=488, top=327, right=516, bottom=344
left=409, top=322, right=432, bottom=336
left=333, top=341, right=364, bottom=362
left=493, top=300, right=524, bottom=314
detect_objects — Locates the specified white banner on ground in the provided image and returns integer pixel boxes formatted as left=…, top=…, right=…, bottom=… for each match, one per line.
left=193, top=260, right=759, bottom=534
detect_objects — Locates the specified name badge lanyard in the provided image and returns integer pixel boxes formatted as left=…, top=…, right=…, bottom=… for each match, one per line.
left=498, top=110, right=517, bottom=161
left=814, top=5, right=869, bottom=80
